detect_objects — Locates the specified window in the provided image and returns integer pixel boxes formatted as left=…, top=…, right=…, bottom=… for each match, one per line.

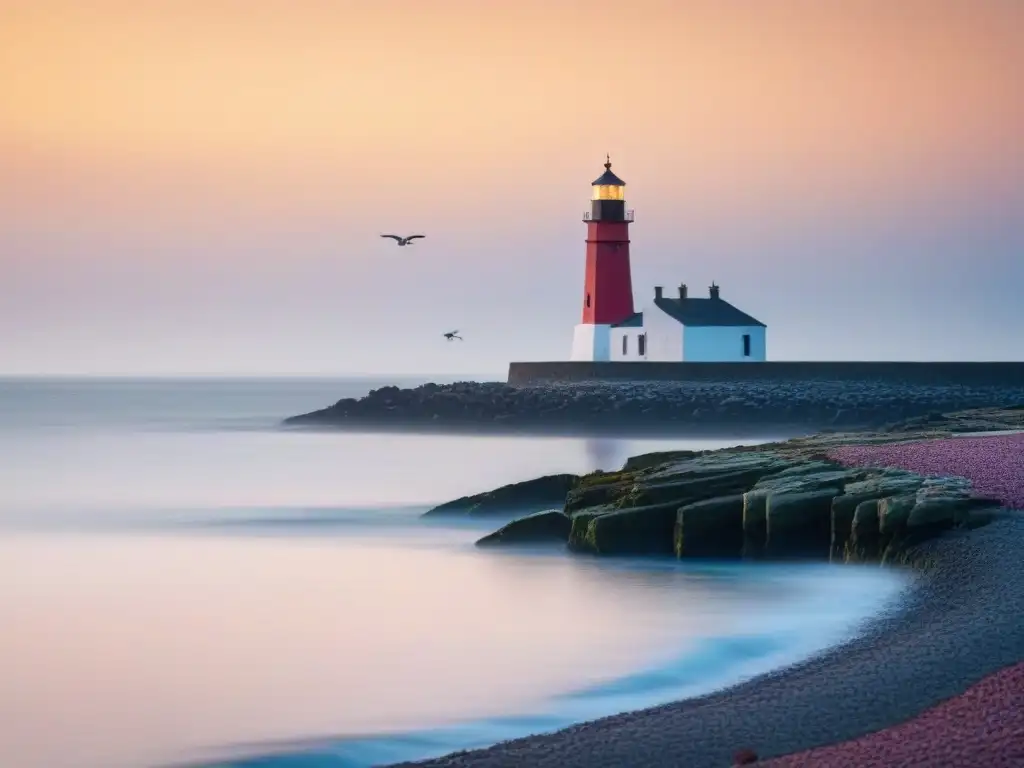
left=586, top=293, right=591, bottom=308
left=592, top=185, right=625, bottom=201
left=622, top=334, right=628, bottom=355
left=638, top=333, right=646, bottom=356
left=742, top=334, right=751, bottom=357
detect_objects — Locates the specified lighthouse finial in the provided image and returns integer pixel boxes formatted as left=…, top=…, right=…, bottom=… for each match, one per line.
left=605, top=153, right=611, bottom=170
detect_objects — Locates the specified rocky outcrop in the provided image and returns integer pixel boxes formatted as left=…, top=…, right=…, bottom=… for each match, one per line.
left=423, top=474, right=579, bottom=517
left=449, top=412, right=1020, bottom=564
left=475, top=510, right=571, bottom=547
left=282, top=381, right=1024, bottom=437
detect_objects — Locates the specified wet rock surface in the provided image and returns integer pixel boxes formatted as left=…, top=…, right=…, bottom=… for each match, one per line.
left=455, top=407, right=1023, bottom=559
left=282, top=381, right=1024, bottom=436
left=423, top=473, right=578, bottom=517
left=474, top=510, right=571, bottom=547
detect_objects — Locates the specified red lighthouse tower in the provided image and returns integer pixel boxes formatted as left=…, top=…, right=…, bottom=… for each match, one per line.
left=570, top=156, right=636, bottom=361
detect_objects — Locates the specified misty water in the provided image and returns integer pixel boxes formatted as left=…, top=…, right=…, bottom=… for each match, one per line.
left=0, top=378, right=909, bottom=768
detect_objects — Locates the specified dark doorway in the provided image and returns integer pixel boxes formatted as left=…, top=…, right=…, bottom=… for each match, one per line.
left=742, top=334, right=751, bottom=357
left=638, top=333, right=646, bottom=356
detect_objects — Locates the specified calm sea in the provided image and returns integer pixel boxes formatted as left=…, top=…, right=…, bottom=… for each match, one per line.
left=0, top=377, right=908, bottom=768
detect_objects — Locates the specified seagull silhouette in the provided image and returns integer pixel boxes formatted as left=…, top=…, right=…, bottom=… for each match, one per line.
left=443, top=331, right=463, bottom=341
left=380, top=234, right=425, bottom=247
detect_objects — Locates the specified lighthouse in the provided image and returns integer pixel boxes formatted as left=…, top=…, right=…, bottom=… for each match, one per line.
left=567, top=157, right=768, bottom=363
left=570, top=156, right=636, bottom=361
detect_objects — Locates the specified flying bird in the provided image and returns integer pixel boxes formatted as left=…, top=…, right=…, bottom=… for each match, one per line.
left=443, top=331, right=463, bottom=341
left=380, top=234, right=425, bottom=246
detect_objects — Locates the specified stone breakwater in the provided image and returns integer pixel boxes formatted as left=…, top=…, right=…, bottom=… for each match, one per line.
left=282, top=380, right=1024, bottom=435
left=386, top=410, right=1024, bottom=768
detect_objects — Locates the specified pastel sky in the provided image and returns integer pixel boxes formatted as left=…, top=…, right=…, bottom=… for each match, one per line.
left=2, top=0, right=1022, bottom=375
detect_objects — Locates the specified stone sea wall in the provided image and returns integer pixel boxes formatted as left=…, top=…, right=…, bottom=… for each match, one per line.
left=507, top=361, right=1024, bottom=386
left=283, top=380, right=1024, bottom=436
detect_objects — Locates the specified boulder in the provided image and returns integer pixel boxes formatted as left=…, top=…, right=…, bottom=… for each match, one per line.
left=622, top=449, right=702, bottom=472
left=475, top=510, right=572, bottom=547
left=828, top=471, right=924, bottom=561
left=879, top=494, right=917, bottom=537
left=567, top=510, right=607, bottom=552
left=742, top=490, right=768, bottom=560
left=675, top=494, right=745, bottom=559
left=846, top=499, right=881, bottom=563
left=578, top=500, right=683, bottom=556
left=764, top=486, right=840, bottom=559
left=628, top=466, right=774, bottom=509
left=564, top=472, right=636, bottom=514
left=423, top=473, right=578, bottom=517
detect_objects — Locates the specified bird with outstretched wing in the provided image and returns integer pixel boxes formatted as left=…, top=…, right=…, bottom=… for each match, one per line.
left=443, top=331, right=463, bottom=341
left=380, top=234, right=426, bottom=246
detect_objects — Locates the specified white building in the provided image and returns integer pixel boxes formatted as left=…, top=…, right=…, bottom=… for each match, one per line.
left=609, top=283, right=767, bottom=362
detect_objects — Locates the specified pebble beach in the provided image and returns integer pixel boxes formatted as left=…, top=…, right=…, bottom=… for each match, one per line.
left=389, top=432, right=1024, bottom=768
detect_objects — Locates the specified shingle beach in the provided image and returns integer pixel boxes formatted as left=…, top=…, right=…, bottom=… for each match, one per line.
left=829, top=432, right=1024, bottom=510
left=391, top=432, right=1024, bottom=768
left=761, top=660, right=1024, bottom=767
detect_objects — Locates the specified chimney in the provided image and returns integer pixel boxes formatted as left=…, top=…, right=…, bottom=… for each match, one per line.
left=678, top=284, right=688, bottom=299
left=654, top=286, right=663, bottom=299
left=709, top=283, right=720, bottom=300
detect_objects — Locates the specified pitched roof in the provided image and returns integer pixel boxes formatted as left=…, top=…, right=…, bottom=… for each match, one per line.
left=592, top=159, right=626, bottom=186
left=653, top=297, right=766, bottom=327
left=592, top=167, right=626, bottom=186
left=611, top=312, right=644, bottom=328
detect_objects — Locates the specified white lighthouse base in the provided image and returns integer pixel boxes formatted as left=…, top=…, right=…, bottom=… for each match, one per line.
left=570, top=323, right=612, bottom=361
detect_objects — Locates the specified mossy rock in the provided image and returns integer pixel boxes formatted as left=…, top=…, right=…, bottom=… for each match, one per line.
left=424, top=473, right=579, bottom=517
left=675, top=494, right=745, bottom=559
left=764, top=486, right=840, bottom=559
left=879, top=495, right=916, bottom=536
left=475, top=509, right=571, bottom=547
left=567, top=510, right=607, bottom=552
left=622, top=450, right=702, bottom=473
left=630, top=466, right=776, bottom=510
left=742, top=489, right=769, bottom=560
left=830, top=495, right=858, bottom=563
left=582, top=500, right=683, bottom=556
left=577, top=470, right=635, bottom=488
left=846, top=499, right=881, bottom=563
left=565, top=476, right=636, bottom=514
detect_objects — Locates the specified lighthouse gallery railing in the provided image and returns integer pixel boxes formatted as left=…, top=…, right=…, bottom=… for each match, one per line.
left=583, top=210, right=635, bottom=222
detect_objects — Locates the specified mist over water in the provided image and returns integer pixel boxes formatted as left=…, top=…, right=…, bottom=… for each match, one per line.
left=0, top=378, right=907, bottom=768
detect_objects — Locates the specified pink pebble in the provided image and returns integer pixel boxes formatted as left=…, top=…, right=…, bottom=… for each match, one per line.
left=764, top=434, right=1024, bottom=766
left=761, top=661, right=1024, bottom=766
left=828, top=433, right=1024, bottom=510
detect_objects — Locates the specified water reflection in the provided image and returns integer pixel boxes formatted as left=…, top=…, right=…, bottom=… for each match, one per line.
left=583, top=438, right=621, bottom=471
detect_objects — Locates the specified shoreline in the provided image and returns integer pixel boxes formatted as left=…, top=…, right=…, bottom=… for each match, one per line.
left=388, top=512, right=1024, bottom=767
left=280, top=421, right=816, bottom=441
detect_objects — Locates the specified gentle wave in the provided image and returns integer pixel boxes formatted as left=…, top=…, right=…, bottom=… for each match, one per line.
left=176, top=564, right=908, bottom=768
left=181, top=632, right=855, bottom=767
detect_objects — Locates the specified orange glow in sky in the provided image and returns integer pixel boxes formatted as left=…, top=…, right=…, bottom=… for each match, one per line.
left=1, top=0, right=1022, bottom=373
